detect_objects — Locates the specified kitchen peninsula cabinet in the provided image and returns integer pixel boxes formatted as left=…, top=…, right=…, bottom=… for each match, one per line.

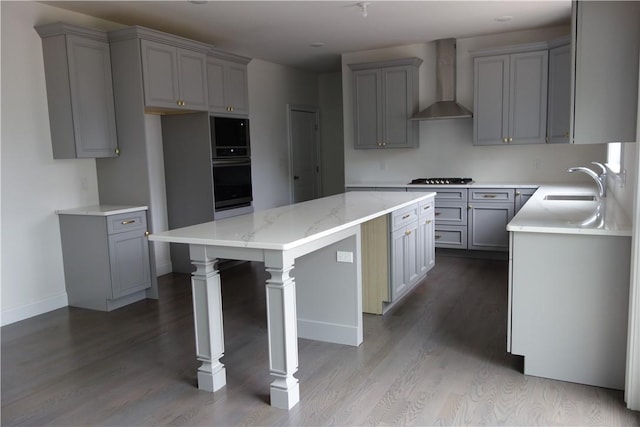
left=390, top=204, right=420, bottom=301
left=571, top=0, right=639, bottom=144
left=207, top=50, right=251, bottom=116
left=35, top=22, right=118, bottom=159
left=348, top=57, right=422, bottom=149
left=57, top=206, right=151, bottom=311
left=473, top=48, right=548, bottom=145
left=417, top=198, right=436, bottom=276
left=140, top=39, right=208, bottom=111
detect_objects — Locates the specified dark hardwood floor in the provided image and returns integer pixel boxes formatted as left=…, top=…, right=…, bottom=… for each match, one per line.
left=2, top=254, right=639, bottom=426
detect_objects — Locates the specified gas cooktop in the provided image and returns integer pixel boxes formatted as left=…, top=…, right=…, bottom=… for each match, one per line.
left=408, top=177, right=473, bottom=185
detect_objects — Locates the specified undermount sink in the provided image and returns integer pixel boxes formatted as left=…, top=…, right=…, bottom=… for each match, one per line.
left=544, top=194, right=597, bottom=201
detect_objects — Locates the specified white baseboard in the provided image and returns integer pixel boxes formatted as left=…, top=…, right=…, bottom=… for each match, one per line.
left=297, top=318, right=362, bottom=347
left=155, top=260, right=173, bottom=276
left=1, top=292, right=69, bottom=327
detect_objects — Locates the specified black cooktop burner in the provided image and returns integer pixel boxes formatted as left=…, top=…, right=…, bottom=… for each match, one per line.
left=408, top=177, right=473, bottom=185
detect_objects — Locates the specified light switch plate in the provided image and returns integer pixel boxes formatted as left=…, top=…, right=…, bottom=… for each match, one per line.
left=336, top=251, right=354, bottom=263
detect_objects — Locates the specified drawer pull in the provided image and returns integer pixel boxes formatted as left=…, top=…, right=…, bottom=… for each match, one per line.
left=435, top=235, right=442, bottom=240
left=121, top=220, right=136, bottom=225
left=144, top=231, right=150, bottom=237
left=404, top=230, right=412, bottom=236
left=483, top=194, right=497, bottom=198
left=423, top=205, right=431, bottom=210
left=401, top=214, right=411, bottom=220
left=426, top=220, right=432, bottom=224
left=434, top=212, right=441, bottom=216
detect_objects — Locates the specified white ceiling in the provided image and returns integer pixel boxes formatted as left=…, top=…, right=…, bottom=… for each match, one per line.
left=44, top=1, right=572, bottom=73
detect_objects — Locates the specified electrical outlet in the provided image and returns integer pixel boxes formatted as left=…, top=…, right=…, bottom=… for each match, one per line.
left=336, top=251, right=354, bottom=263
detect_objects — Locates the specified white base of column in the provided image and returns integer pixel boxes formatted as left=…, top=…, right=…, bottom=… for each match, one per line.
left=197, top=363, right=227, bottom=392
left=270, top=382, right=300, bottom=410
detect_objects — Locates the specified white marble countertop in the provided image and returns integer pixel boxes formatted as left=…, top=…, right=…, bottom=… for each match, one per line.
left=56, top=205, right=148, bottom=216
left=149, top=191, right=435, bottom=250
left=346, top=181, right=541, bottom=189
left=507, top=184, right=632, bottom=237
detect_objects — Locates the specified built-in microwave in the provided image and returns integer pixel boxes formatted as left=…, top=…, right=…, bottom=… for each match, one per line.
left=210, top=116, right=250, bottom=158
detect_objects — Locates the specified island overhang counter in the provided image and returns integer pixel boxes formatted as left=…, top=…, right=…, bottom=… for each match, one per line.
left=149, top=191, right=436, bottom=409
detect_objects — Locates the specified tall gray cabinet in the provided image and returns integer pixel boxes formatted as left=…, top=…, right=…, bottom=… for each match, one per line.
left=348, top=57, right=422, bottom=149
left=35, top=22, right=119, bottom=159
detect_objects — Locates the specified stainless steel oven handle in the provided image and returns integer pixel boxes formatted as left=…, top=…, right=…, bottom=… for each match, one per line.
left=212, top=158, right=251, bottom=167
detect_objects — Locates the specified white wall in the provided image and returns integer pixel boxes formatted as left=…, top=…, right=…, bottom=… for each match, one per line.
left=318, top=72, right=345, bottom=196
left=342, top=25, right=607, bottom=185
left=248, top=59, right=319, bottom=210
left=0, top=2, right=123, bottom=325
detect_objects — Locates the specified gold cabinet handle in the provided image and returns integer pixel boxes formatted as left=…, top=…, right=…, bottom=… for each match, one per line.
left=405, top=230, right=412, bottom=236
left=435, top=235, right=442, bottom=240
left=508, top=137, right=513, bottom=142
left=516, top=191, right=521, bottom=196
left=121, top=219, right=136, bottom=225
left=483, top=194, right=497, bottom=198
left=564, top=131, right=569, bottom=138
left=115, top=147, right=120, bottom=155
left=426, top=220, right=432, bottom=224
left=144, top=231, right=150, bottom=237
left=503, top=137, right=508, bottom=143
left=402, top=214, right=411, bottom=220
left=468, top=204, right=473, bottom=209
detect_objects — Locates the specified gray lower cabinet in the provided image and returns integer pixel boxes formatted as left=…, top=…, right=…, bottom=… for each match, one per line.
left=348, top=57, right=422, bottom=149
left=417, top=199, right=436, bottom=276
left=390, top=217, right=419, bottom=301
left=430, top=188, right=468, bottom=249
left=515, top=188, right=537, bottom=213
left=467, top=189, right=515, bottom=251
left=473, top=49, right=548, bottom=145
left=35, top=22, right=118, bottom=159
left=140, top=39, right=208, bottom=111
left=207, top=50, right=251, bottom=116
left=58, top=208, right=151, bottom=311
left=546, top=41, right=571, bottom=144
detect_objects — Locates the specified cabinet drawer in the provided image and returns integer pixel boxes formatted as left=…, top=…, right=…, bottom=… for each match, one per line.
left=418, top=198, right=435, bottom=218
left=435, top=189, right=468, bottom=202
left=434, top=226, right=467, bottom=249
left=470, top=188, right=515, bottom=203
left=391, top=203, right=418, bottom=231
left=107, top=211, right=147, bottom=235
left=433, top=202, right=467, bottom=225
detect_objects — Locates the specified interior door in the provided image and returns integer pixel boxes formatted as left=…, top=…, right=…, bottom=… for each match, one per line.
left=290, top=107, right=320, bottom=203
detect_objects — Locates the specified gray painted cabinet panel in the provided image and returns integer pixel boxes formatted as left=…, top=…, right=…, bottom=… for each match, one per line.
left=140, top=39, right=208, bottom=111
left=350, top=58, right=421, bottom=149
left=473, top=50, right=548, bottom=145
left=571, top=1, right=639, bottom=144
left=58, top=210, right=151, bottom=311
left=547, top=44, right=571, bottom=144
left=36, top=24, right=118, bottom=158
left=206, top=55, right=249, bottom=116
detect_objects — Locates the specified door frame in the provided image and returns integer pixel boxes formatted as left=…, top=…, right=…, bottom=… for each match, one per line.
left=286, top=104, right=322, bottom=203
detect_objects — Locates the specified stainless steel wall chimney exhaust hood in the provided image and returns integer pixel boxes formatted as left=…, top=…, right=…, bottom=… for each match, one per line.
left=411, top=38, right=473, bottom=120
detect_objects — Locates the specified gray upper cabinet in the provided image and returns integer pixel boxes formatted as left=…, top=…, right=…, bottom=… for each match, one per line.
left=207, top=50, right=251, bottom=116
left=349, top=57, right=422, bottom=149
left=35, top=23, right=118, bottom=159
left=140, top=39, right=208, bottom=111
left=571, top=0, right=639, bottom=144
left=546, top=41, right=571, bottom=144
left=473, top=49, right=548, bottom=145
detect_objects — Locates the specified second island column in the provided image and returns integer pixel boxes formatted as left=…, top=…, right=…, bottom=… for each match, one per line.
left=264, top=250, right=299, bottom=410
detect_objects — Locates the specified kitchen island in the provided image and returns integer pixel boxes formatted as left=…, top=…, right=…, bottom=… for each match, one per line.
left=507, top=184, right=632, bottom=389
left=149, top=191, right=435, bottom=409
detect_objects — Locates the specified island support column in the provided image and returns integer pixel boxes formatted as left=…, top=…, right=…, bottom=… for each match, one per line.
left=189, top=245, right=226, bottom=392
left=264, top=250, right=299, bottom=409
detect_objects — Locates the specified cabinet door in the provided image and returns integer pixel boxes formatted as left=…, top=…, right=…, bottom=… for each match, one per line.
left=473, top=55, right=510, bottom=145
left=547, top=44, right=571, bottom=144
left=177, top=48, right=208, bottom=111
left=391, top=227, right=409, bottom=301
left=382, top=66, right=416, bottom=148
left=225, top=62, right=249, bottom=115
left=468, top=202, right=514, bottom=251
left=207, top=58, right=226, bottom=112
left=66, top=35, right=118, bottom=158
left=140, top=39, right=180, bottom=109
left=515, top=188, right=537, bottom=213
left=509, top=51, right=548, bottom=144
left=353, top=69, right=381, bottom=148
left=418, top=213, right=435, bottom=275
left=108, top=229, right=151, bottom=299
